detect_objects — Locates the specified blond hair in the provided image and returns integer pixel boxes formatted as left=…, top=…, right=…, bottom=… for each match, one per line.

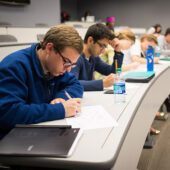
left=40, top=24, right=83, bottom=54
left=115, top=29, right=136, bottom=44
left=140, top=34, right=158, bottom=45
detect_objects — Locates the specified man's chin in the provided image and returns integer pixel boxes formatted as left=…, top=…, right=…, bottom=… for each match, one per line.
left=58, top=72, right=65, bottom=76
left=93, top=53, right=100, bottom=57
left=53, top=72, right=64, bottom=77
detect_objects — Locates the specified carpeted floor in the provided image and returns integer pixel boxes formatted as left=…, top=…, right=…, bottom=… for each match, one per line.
left=138, top=108, right=170, bottom=170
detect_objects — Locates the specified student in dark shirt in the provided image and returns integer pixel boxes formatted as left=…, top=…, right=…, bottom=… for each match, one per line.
left=71, top=23, right=124, bottom=91
left=0, top=25, right=83, bottom=138
left=106, top=17, right=115, bottom=32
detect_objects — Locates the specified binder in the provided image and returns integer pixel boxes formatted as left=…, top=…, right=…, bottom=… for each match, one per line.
left=123, top=71, right=155, bottom=83
left=0, top=124, right=83, bottom=158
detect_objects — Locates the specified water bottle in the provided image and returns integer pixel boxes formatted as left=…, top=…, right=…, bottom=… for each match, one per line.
left=155, top=46, right=161, bottom=58
left=113, top=68, right=126, bottom=104
left=146, top=45, right=154, bottom=72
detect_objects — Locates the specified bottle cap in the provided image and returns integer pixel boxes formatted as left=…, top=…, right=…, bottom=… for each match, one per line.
left=117, top=68, right=121, bottom=72
left=147, top=45, right=153, bottom=50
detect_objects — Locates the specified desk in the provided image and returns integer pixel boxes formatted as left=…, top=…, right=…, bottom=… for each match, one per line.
left=0, top=63, right=170, bottom=170
left=0, top=42, right=35, bottom=62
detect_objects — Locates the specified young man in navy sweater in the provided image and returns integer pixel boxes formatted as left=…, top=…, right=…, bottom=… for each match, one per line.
left=71, top=23, right=124, bottom=91
left=0, top=25, right=83, bottom=138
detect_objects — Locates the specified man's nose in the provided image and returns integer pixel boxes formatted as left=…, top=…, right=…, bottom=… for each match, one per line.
left=66, top=67, right=72, bottom=72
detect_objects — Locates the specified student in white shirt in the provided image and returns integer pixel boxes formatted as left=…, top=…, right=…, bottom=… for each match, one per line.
left=147, top=24, right=162, bottom=37
left=128, top=34, right=159, bottom=64
left=94, top=29, right=137, bottom=79
left=157, top=27, right=170, bottom=50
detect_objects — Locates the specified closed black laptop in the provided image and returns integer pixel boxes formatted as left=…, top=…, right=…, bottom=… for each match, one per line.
left=0, top=125, right=82, bottom=158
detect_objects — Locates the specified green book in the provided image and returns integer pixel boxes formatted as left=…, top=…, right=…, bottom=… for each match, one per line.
left=123, top=71, right=155, bottom=83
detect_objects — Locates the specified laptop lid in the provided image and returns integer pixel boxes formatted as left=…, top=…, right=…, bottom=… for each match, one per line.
left=0, top=125, right=83, bottom=158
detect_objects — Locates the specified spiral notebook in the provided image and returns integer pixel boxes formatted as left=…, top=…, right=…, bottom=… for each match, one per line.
left=0, top=125, right=83, bottom=158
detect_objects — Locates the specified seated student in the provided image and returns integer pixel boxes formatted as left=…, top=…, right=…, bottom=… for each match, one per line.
left=71, top=23, right=124, bottom=91
left=117, top=29, right=140, bottom=72
left=95, top=29, right=139, bottom=79
left=0, top=25, right=83, bottom=139
left=158, top=28, right=170, bottom=113
left=126, top=34, right=159, bottom=64
left=157, top=27, right=170, bottom=50
left=147, top=24, right=162, bottom=37
left=106, top=16, right=115, bottom=32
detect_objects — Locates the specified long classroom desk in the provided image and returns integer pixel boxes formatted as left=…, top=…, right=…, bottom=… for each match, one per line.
left=0, top=42, right=35, bottom=62
left=0, top=62, right=170, bottom=170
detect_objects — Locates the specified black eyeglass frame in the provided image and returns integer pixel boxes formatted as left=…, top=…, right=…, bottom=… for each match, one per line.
left=96, top=41, right=107, bottom=49
left=56, top=49, right=77, bottom=69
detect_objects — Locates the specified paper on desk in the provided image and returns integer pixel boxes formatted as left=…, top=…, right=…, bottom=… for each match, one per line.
left=66, top=105, right=118, bottom=130
left=126, top=83, right=139, bottom=89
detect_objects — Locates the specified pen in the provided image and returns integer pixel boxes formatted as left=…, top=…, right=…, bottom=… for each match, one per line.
left=64, top=90, right=72, bottom=99
left=115, top=59, right=118, bottom=73
left=64, top=90, right=80, bottom=117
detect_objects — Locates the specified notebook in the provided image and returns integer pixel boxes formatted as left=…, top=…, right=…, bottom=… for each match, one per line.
left=123, top=71, right=155, bottom=83
left=0, top=125, right=83, bottom=158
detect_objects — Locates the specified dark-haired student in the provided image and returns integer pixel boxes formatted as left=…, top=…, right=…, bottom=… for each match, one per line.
left=71, top=23, right=124, bottom=91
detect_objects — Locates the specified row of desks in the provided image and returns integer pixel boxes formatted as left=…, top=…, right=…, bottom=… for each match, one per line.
left=0, top=61, right=170, bottom=169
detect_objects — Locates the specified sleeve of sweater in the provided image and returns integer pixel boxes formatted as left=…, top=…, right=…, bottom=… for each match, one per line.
left=54, top=72, right=84, bottom=99
left=95, top=51, right=124, bottom=75
left=79, top=79, right=103, bottom=91
left=71, top=56, right=103, bottom=91
left=0, top=61, right=68, bottom=133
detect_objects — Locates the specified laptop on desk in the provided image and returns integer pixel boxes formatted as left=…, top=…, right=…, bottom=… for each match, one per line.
left=0, top=125, right=83, bottom=158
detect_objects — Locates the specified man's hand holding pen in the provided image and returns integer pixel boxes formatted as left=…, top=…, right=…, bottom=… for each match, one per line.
left=103, top=73, right=115, bottom=88
left=50, top=91, right=82, bottom=117
left=62, top=98, right=82, bottom=117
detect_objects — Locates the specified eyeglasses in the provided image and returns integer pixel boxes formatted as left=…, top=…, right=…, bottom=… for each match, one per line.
left=96, top=41, right=107, bottom=49
left=57, top=50, right=77, bottom=69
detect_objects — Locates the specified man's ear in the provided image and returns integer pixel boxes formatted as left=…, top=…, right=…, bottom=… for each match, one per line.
left=87, top=36, right=94, bottom=44
left=45, top=43, right=54, bottom=54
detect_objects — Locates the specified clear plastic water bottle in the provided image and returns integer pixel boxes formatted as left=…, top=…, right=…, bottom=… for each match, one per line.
left=146, top=45, right=154, bottom=72
left=155, top=46, right=161, bottom=58
left=113, top=68, right=126, bottom=104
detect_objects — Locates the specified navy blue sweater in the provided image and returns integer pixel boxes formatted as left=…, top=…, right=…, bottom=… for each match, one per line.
left=71, top=52, right=123, bottom=91
left=0, top=43, right=83, bottom=138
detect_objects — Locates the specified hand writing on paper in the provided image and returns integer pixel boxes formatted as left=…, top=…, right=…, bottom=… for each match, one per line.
left=131, top=62, right=140, bottom=69
left=103, top=73, right=115, bottom=88
left=63, top=98, right=82, bottom=118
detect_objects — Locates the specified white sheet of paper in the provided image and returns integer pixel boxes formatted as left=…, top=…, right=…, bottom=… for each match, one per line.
left=66, top=105, right=118, bottom=130
left=126, top=83, right=139, bottom=89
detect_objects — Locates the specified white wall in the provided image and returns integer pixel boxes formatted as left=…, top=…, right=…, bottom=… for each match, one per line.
left=0, top=0, right=60, bottom=27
